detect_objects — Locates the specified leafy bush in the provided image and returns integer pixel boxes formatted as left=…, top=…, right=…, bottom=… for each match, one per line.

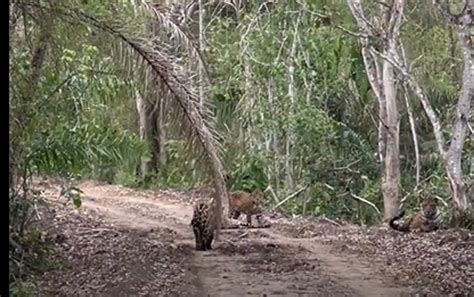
left=24, top=119, right=146, bottom=182
left=227, top=151, right=268, bottom=192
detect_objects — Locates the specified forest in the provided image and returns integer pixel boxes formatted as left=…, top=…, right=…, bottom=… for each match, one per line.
left=9, top=0, right=473, bottom=296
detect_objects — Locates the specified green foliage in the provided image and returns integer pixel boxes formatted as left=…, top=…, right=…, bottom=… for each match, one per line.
left=227, top=151, right=268, bottom=192
left=25, top=119, right=146, bottom=182
left=10, top=281, right=38, bottom=297
left=201, top=0, right=472, bottom=225
left=151, top=139, right=197, bottom=189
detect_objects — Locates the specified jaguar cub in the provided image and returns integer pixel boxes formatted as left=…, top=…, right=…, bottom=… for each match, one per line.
left=229, top=189, right=265, bottom=227
left=191, top=199, right=220, bottom=251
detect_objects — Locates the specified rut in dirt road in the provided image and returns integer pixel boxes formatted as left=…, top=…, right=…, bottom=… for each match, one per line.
left=73, top=181, right=414, bottom=297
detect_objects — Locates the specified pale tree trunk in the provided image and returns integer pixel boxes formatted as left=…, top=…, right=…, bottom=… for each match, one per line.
left=400, top=44, right=421, bottom=186
left=158, top=94, right=167, bottom=167
left=267, top=77, right=280, bottom=194
left=445, top=44, right=472, bottom=209
left=402, top=86, right=421, bottom=185
left=239, top=13, right=267, bottom=151
left=285, top=16, right=300, bottom=192
left=257, top=87, right=265, bottom=152
left=433, top=0, right=473, bottom=210
left=135, top=90, right=149, bottom=177
left=347, top=0, right=404, bottom=219
left=135, top=90, right=164, bottom=180
left=435, top=0, right=474, bottom=209
left=381, top=51, right=401, bottom=220
left=243, top=55, right=256, bottom=149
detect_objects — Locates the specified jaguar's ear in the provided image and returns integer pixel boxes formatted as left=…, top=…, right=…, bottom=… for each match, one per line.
left=251, top=189, right=264, bottom=200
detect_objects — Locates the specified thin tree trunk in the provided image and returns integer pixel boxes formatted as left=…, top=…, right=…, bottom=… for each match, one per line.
left=442, top=0, right=473, bottom=210
left=399, top=44, right=421, bottom=186
left=243, top=56, right=255, bottom=149
left=381, top=55, right=400, bottom=219
left=135, top=90, right=150, bottom=177
left=285, top=16, right=299, bottom=192
left=445, top=35, right=472, bottom=209
left=149, top=104, right=161, bottom=174
left=347, top=0, right=404, bottom=219
left=158, top=93, right=167, bottom=167
left=402, top=86, right=421, bottom=185
left=267, top=77, right=280, bottom=195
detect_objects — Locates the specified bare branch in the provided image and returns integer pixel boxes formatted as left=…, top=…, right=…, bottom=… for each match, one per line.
left=387, top=0, right=404, bottom=38
left=369, top=47, right=447, bottom=158
left=272, top=185, right=309, bottom=210
left=400, top=43, right=420, bottom=186
left=349, top=192, right=381, bottom=215
left=432, top=0, right=460, bottom=24
left=320, top=216, right=342, bottom=227
left=334, top=24, right=369, bottom=38
left=346, top=0, right=380, bottom=37
left=402, top=86, right=421, bottom=186
left=264, top=185, right=280, bottom=203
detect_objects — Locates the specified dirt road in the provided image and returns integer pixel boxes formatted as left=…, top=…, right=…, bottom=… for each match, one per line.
left=71, top=181, right=414, bottom=296
left=36, top=180, right=472, bottom=296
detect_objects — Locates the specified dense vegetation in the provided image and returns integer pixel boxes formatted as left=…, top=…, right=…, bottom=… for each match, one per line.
left=9, top=0, right=472, bottom=294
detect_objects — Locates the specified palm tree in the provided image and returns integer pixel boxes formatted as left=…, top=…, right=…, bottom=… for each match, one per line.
left=10, top=0, right=229, bottom=234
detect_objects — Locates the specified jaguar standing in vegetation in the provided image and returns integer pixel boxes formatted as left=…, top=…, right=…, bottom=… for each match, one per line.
left=389, top=197, right=442, bottom=232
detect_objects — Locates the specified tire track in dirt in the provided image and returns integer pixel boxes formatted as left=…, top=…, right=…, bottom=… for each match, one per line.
left=78, top=182, right=413, bottom=296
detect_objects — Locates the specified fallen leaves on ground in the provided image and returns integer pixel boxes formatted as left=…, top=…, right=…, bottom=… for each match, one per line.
left=274, top=218, right=473, bottom=295
left=32, top=201, right=197, bottom=296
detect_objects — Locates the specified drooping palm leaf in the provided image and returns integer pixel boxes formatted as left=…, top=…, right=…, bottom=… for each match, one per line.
left=15, top=0, right=228, bottom=236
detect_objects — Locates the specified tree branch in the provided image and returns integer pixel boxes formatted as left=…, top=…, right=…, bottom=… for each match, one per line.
left=369, top=47, right=447, bottom=158
left=272, top=185, right=309, bottom=210
left=432, top=0, right=459, bottom=24
left=349, top=192, right=381, bottom=215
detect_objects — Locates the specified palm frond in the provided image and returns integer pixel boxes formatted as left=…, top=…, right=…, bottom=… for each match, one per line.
left=16, top=0, right=229, bottom=236
left=139, top=2, right=210, bottom=83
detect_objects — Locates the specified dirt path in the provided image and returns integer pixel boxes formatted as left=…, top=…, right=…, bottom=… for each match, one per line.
left=68, top=181, right=413, bottom=297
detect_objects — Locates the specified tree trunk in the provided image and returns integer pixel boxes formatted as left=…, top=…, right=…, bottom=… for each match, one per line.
left=395, top=0, right=474, bottom=209
left=267, top=78, right=280, bottom=194
left=135, top=90, right=150, bottom=177
left=149, top=104, right=162, bottom=175
left=285, top=16, right=299, bottom=192
left=444, top=33, right=473, bottom=210
left=381, top=54, right=400, bottom=219
left=158, top=93, right=167, bottom=167
left=402, top=86, right=421, bottom=186
left=347, top=0, right=404, bottom=219
left=374, top=0, right=474, bottom=210
left=243, top=55, right=255, bottom=149
left=135, top=90, right=165, bottom=181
